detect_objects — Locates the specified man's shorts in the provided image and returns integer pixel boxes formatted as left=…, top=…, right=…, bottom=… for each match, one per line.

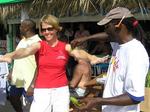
left=9, top=85, right=24, bottom=96
left=9, top=85, right=33, bottom=103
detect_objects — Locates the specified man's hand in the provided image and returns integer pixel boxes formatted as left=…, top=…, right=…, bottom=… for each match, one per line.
left=71, top=37, right=86, bottom=49
left=7, top=72, right=12, bottom=81
left=71, top=32, right=109, bottom=48
left=26, top=85, right=34, bottom=96
left=78, top=97, right=100, bottom=111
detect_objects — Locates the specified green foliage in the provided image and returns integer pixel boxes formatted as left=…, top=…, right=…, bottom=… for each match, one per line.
left=70, top=96, right=81, bottom=107
left=145, top=70, right=150, bottom=87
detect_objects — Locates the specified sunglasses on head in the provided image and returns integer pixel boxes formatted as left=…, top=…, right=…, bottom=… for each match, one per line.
left=41, top=27, right=54, bottom=32
left=115, top=15, right=125, bottom=28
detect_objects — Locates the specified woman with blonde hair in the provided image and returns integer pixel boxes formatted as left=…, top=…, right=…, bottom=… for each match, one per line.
left=0, top=14, right=108, bottom=112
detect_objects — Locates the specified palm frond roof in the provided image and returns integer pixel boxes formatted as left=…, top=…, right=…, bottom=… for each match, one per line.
left=0, top=0, right=150, bottom=23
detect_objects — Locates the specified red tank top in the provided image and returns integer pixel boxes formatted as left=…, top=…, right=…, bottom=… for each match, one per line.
left=35, top=40, right=69, bottom=88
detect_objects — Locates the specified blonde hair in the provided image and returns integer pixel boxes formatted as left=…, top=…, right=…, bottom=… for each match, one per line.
left=39, top=14, right=62, bottom=33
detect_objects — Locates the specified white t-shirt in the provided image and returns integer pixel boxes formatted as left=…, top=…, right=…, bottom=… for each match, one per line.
left=0, top=57, right=9, bottom=105
left=102, top=39, right=149, bottom=112
left=0, top=61, right=9, bottom=76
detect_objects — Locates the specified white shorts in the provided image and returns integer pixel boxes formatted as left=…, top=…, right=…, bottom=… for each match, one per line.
left=30, top=86, right=70, bottom=112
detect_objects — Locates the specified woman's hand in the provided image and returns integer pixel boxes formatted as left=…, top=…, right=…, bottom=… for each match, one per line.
left=90, top=55, right=110, bottom=65
left=0, top=54, right=12, bottom=63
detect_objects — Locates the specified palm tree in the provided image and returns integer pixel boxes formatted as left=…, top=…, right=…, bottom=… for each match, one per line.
left=0, top=0, right=150, bottom=22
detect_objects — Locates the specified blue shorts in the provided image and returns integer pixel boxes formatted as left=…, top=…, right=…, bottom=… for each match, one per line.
left=9, top=85, right=24, bottom=96
left=9, top=85, right=33, bottom=103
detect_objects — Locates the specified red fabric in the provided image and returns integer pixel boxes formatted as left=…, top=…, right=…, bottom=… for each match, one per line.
left=35, top=40, right=69, bottom=88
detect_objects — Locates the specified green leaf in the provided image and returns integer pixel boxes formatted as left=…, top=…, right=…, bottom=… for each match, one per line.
left=70, top=96, right=81, bottom=107
left=145, top=70, right=150, bottom=88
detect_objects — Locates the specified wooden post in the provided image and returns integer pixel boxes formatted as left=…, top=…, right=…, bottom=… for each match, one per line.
left=7, top=24, right=14, bottom=52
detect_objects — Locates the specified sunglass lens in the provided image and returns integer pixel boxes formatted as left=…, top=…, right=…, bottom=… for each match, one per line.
left=41, top=27, right=54, bottom=32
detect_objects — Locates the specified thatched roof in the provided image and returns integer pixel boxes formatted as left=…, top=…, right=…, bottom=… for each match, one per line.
left=1, top=0, right=150, bottom=23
